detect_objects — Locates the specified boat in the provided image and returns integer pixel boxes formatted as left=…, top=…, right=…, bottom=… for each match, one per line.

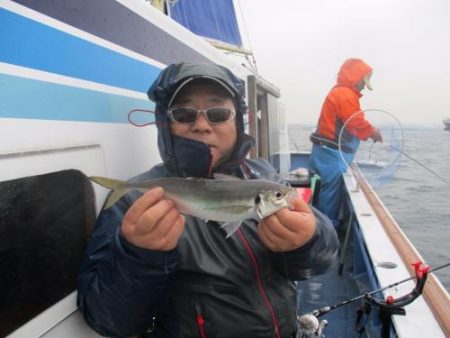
left=287, top=154, right=450, bottom=337
left=0, top=1, right=448, bottom=337
left=443, top=118, right=450, bottom=131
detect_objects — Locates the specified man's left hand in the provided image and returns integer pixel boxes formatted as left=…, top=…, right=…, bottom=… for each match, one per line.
left=257, top=197, right=316, bottom=252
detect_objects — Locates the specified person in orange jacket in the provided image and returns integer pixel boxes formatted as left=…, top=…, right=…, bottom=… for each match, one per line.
left=309, top=58, right=383, bottom=226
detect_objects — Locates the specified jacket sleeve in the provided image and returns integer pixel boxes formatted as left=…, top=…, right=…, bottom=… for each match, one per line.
left=77, top=192, right=180, bottom=337
left=272, top=208, right=339, bottom=281
left=335, top=89, right=374, bottom=141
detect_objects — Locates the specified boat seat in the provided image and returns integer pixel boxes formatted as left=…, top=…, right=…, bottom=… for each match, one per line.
left=0, top=170, right=96, bottom=337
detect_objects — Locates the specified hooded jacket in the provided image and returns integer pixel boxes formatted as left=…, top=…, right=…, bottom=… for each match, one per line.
left=77, top=63, right=339, bottom=338
left=314, top=58, right=375, bottom=152
left=148, top=62, right=253, bottom=178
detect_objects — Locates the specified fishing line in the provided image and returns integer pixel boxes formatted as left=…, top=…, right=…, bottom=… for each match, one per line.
left=235, top=0, right=258, bottom=71
left=389, top=144, right=450, bottom=186
left=367, top=142, right=375, bottom=162
left=338, top=109, right=449, bottom=188
left=287, top=127, right=301, bottom=152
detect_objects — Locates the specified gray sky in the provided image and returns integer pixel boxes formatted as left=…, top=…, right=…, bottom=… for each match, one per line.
left=236, top=0, right=450, bottom=126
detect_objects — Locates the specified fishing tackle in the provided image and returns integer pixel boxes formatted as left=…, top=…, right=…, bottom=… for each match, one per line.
left=389, top=144, right=450, bottom=186
left=296, top=261, right=450, bottom=338
left=335, top=109, right=450, bottom=187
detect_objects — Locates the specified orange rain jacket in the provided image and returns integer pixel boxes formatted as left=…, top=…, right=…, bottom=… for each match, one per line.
left=316, top=58, right=374, bottom=144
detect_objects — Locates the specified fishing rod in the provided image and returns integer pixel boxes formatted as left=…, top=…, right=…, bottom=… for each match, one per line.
left=296, top=261, right=450, bottom=337
left=287, top=127, right=302, bottom=152
left=389, top=144, right=450, bottom=186
left=310, top=261, right=449, bottom=317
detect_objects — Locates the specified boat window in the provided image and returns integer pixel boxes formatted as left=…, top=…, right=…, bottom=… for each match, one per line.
left=0, top=170, right=96, bottom=337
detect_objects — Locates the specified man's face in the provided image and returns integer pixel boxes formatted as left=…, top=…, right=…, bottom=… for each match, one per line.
left=355, top=79, right=365, bottom=92
left=169, top=81, right=237, bottom=169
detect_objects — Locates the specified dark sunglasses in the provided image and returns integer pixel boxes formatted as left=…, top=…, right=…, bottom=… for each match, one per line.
left=167, top=107, right=235, bottom=124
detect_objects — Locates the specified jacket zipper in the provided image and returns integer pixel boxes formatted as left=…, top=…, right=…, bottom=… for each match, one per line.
left=236, top=229, right=282, bottom=338
left=195, top=303, right=207, bottom=338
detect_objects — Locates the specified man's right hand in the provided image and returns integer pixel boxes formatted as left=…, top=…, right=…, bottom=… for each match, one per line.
left=121, top=187, right=185, bottom=251
left=370, top=128, right=383, bottom=143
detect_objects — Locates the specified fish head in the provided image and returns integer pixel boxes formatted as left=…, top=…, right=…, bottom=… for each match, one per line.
left=256, top=185, right=298, bottom=219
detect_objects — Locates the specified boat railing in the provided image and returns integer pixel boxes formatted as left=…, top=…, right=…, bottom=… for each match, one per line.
left=350, top=168, right=450, bottom=336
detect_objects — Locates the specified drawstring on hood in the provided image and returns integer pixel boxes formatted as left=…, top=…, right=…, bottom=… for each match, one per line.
left=147, top=63, right=254, bottom=178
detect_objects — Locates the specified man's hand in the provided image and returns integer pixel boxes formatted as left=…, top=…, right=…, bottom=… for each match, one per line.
left=257, top=197, right=316, bottom=252
left=370, top=128, right=383, bottom=143
left=121, top=187, right=185, bottom=251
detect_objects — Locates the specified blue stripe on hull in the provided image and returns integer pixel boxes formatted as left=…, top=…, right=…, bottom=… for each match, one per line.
left=11, top=0, right=210, bottom=66
left=0, top=8, right=160, bottom=92
left=0, top=74, right=155, bottom=124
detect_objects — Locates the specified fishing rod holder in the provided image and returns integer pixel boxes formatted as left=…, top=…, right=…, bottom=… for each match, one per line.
left=356, top=261, right=430, bottom=336
left=298, top=261, right=432, bottom=337
left=365, top=261, right=430, bottom=310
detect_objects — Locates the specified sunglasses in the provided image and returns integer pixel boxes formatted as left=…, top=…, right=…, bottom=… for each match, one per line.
left=167, top=107, right=235, bottom=124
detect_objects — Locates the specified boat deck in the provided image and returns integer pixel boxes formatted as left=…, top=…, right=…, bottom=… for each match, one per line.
left=296, top=225, right=375, bottom=338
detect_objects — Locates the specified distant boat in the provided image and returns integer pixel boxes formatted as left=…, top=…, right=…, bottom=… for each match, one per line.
left=443, top=118, right=450, bottom=131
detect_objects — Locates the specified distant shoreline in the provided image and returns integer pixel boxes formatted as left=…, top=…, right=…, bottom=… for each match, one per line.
left=288, top=123, right=446, bottom=130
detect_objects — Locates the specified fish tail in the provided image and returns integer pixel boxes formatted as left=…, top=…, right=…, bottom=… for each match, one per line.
left=103, top=188, right=130, bottom=209
left=89, top=176, right=128, bottom=189
left=89, top=176, right=130, bottom=210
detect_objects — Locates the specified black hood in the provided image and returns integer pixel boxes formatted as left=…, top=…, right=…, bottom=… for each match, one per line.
left=147, top=63, right=254, bottom=178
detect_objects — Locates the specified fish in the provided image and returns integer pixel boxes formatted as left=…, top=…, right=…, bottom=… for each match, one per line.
left=90, top=174, right=298, bottom=237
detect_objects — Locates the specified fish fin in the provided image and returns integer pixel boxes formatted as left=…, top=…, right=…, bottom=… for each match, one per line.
left=213, top=173, right=243, bottom=181
left=221, top=221, right=243, bottom=238
left=90, top=176, right=128, bottom=189
left=103, top=188, right=130, bottom=209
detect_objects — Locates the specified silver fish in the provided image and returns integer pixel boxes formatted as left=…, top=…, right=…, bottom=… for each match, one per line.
left=90, top=174, right=298, bottom=237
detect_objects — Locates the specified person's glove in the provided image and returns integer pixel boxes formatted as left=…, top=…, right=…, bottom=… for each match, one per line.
left=370, top=128, right=383, bottom=142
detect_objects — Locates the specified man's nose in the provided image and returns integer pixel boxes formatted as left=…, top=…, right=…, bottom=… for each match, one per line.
left=192, top=111, right=212, bottom=130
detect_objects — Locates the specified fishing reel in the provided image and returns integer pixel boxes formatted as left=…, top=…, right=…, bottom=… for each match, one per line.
left=295, top=313, right=327, bottom=338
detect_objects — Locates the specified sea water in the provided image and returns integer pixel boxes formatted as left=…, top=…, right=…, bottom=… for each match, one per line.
left=288, top=124, right=450, bottom=292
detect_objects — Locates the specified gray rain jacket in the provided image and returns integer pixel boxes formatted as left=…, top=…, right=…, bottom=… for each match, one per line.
left=77, top=63, right=339, bottom=338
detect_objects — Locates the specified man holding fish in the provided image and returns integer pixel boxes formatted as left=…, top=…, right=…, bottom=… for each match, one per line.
left=78, top=63, right=339, bottom=337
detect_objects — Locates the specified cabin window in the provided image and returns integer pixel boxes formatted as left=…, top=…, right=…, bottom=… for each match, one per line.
left=0, top=170, right=96, bottom=336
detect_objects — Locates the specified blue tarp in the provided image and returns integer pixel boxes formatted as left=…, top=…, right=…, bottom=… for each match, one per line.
left=169, top=0, right=242, bottom=47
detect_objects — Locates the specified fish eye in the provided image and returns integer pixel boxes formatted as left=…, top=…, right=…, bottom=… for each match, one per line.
left=275, top=191, right=283, bottom=198
left=254, top=195, right=261, bottom=204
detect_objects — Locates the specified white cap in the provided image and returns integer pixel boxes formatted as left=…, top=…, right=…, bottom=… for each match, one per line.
left=363, top=72, right=373, bottom=91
